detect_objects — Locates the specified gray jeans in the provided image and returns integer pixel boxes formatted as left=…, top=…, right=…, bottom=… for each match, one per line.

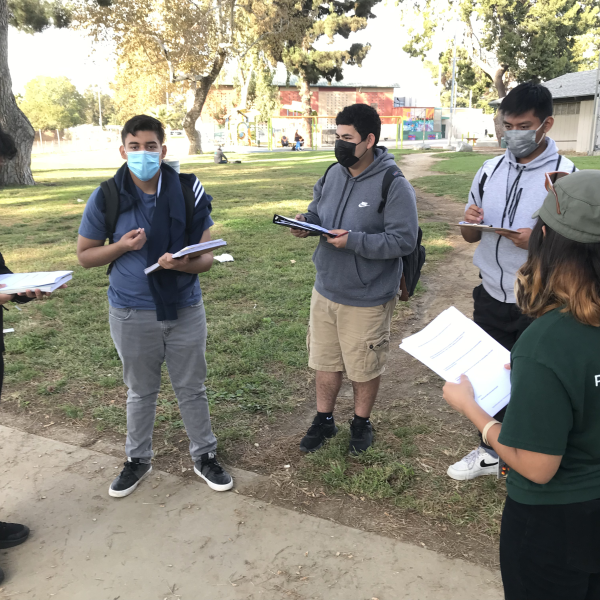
left=109, top=301, right=217, bottom=463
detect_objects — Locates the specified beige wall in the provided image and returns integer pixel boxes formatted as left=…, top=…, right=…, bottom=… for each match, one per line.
left=576, top=100, right=595, bottom=153
left=552, top=100, right=594, bottom=153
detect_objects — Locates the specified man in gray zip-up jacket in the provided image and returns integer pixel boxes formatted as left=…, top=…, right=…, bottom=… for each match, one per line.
left=291, top=104, right=418, bottom=455
left=447, top=82, right=577, bottom=482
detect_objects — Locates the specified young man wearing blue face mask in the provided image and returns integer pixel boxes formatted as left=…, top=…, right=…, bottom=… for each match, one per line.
left=77, top=115, right=233, bottom=497
left=447, top=82, right=577, bottom=481
left=291, top=104, right=418, bottom=454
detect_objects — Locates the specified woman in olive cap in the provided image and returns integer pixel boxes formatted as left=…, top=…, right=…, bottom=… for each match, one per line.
left=444, top=169, right=600, bottom=599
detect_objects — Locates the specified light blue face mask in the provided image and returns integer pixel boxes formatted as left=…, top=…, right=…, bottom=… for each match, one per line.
left=127, top=151, right=161, bottom=181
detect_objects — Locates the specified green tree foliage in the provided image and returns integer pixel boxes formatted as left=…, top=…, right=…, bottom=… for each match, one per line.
left=425, top=47, right=495, bottom=111
left=278, top=0, right=381, bottom=143
left=73, top=0, right=301, bottom=154
left=148, top=104, right=187, bottom=129
left=82, top=85, right=115, bottom=126
left=253, top=66, right=280, bottom=122
left=2, top=0, right=72, bottom=185
left=8, top=0, right=70, bottom=32
left=401, top=0, right=600, bottom=99
left=107, top=57, right=187, bottom=126
left=18, top=76, right=86, bottom=130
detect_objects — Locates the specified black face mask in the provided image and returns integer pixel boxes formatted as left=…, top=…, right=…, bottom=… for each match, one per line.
left=335, top=139, right=367, bottom=168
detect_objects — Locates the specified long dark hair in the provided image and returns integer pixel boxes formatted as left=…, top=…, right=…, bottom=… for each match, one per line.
left=516, top=219, right=600, bottom=326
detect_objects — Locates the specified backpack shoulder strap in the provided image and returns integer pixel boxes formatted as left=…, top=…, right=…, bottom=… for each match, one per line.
left=179, top=174, right=197, bottom=245
left=478, top=155, right=505, bottom=202
left=321, top=162, right=338, bottom=186
left=378, top=166, right=405, bottom=214
left=100, top=178, right=120, bottom=244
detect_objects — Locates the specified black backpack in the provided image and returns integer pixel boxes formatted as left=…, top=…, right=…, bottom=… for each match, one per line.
left=100, top=174, right=197, bottom=274
left=321, top=163, right=426, bottom=299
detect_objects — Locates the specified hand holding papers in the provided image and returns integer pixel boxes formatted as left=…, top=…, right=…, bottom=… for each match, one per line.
left=273, top=214, right=347, bottom=238
left=400, top=307, right=511, bottom=416
left=0, top=271, right=72, bottom=295
left=145, top=239, right=227, bottom=275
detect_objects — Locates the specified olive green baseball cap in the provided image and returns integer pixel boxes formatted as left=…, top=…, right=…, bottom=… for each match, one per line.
left=533, top=170, right=600, bottom=243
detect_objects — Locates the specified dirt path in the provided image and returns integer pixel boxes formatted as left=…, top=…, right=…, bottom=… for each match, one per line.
left=232, top=153, right=502, bottom=569
left=0, top=153, right=501, bottom=573
left=0, top=425, right=502, bottom=600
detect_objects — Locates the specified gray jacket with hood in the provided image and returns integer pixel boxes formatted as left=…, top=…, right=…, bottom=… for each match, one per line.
left=303, top=146, right=418, bottom=307
left=466, top=137, right=576, bottom=304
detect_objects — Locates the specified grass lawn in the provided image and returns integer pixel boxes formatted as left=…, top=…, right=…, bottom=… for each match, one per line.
left=413, top=152, right=600, bottom=203
left=1, top=148, right=449, bottom=460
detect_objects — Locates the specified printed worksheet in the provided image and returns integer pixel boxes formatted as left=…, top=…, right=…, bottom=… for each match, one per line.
left=400, top=306, right=511, bottom=415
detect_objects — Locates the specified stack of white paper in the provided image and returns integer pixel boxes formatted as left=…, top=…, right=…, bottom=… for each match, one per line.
left=400, top=306, right=511, bottom=416
left=144, top=239, right=227, bottom=274
left=0, top=271, right=72, bottom=295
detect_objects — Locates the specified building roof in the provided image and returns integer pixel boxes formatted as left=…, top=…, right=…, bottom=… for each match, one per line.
left=273, top=75, right=399, bottom=88
left=543, top=70, right=599, bottom=100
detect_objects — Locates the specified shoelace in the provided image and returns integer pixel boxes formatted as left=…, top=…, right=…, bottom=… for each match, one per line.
left=462, top=449, right=479, bottom=468
left=203, top=457, right=224, bottom=475
left=120, top=460, right=141, bottom=475
left=349, top=419, right=372, bottom=436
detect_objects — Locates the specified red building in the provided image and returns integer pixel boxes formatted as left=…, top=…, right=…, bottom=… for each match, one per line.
left=199, top=79, right=414, bottom=124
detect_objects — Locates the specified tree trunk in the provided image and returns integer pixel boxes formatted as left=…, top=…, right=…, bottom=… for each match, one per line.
left=492, top=66, right=508, bottom=147
left=182, top=51, right=228, bottom=155
left=0, top=0, right=35, bottom=186
left=238, top=65, right=254, bottom=111
left=299, top=74, right=313, bottom=148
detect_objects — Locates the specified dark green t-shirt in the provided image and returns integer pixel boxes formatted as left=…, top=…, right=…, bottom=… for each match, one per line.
left=498, top=309, right=600, bottom=505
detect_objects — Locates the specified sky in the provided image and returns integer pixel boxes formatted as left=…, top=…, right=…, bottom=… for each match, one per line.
left=8, top=3, right=440, bottom=105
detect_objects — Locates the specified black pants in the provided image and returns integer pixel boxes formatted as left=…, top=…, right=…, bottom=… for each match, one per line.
left=501, top=496, right=600, bottom=600
left=473, top=285, right=533, bottom=449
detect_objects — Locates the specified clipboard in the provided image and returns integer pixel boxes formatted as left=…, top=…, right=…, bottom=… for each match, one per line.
left=273, top=214, right=347, bottom=238
left=455, top=222, right=519, bottom=234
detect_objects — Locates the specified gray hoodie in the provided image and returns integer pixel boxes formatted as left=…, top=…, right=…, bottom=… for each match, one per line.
left=467, top=138, right=576, bottom=303
left=303, top=147, right=418, bottom=307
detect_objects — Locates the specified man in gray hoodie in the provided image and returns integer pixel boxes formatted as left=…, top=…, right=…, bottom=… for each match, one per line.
left=448, top=82, right=577, bottom=481
left=291, top=104, right=418, bottom=454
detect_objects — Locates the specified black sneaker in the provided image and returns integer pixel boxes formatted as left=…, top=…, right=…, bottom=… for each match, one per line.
left=108, top=459, right=152, bottom=498
left=0, top=522, right=30, bottom=549
left=349, top=418, right=374, bottom=454
left=194, top=452, right=233, bottom=492
left=300, top=415, right=338, bottom=453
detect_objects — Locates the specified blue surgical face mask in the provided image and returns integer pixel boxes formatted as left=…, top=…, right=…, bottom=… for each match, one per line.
left=127, top=151, right=161, bottom=181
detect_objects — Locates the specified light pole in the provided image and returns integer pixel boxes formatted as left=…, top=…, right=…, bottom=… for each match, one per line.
left=589, top=52, right=600, bottom=155
left=447, top=32, right=458, bottom=148
left=97, top=86, right=103, bottom=128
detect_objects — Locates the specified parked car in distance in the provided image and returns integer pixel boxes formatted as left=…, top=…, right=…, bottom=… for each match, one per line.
left=169, top=130, right=185, bottom=137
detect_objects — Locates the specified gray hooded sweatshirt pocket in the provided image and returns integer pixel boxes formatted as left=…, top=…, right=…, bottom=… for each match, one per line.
left=304, top=147, right=418, bottom=307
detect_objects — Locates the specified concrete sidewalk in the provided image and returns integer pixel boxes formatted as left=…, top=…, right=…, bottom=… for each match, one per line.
left=0, top=426, right=502, bottom=600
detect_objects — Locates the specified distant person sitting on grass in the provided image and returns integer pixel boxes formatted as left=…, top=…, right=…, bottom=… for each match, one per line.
left=0, top=126, right=68, bottom=584
left=281, top=135, right=289, bottom=147
left=77, top=115, right=233, bottom=499
left=214, top=145, right=228, bottom=164
left=294, top=130, right=304, bottom=151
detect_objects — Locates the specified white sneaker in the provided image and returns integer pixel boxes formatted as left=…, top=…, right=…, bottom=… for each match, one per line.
left=447, top=447, right=499, bottom=481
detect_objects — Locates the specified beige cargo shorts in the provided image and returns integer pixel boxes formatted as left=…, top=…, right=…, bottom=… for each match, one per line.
left=307, top=288, right=397, bottom=383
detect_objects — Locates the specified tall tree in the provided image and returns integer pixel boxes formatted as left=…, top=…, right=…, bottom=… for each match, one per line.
left=400, top=0, right=600, bottom=139
left=1, top=0, right=67, bottom=185
left=82, top=85, right=115, bottom=126
left=281, top=0, right=381, bottom=145
left=19, top=76, right=87, bottom=130
left=75, top=0, right=303, bottom=154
